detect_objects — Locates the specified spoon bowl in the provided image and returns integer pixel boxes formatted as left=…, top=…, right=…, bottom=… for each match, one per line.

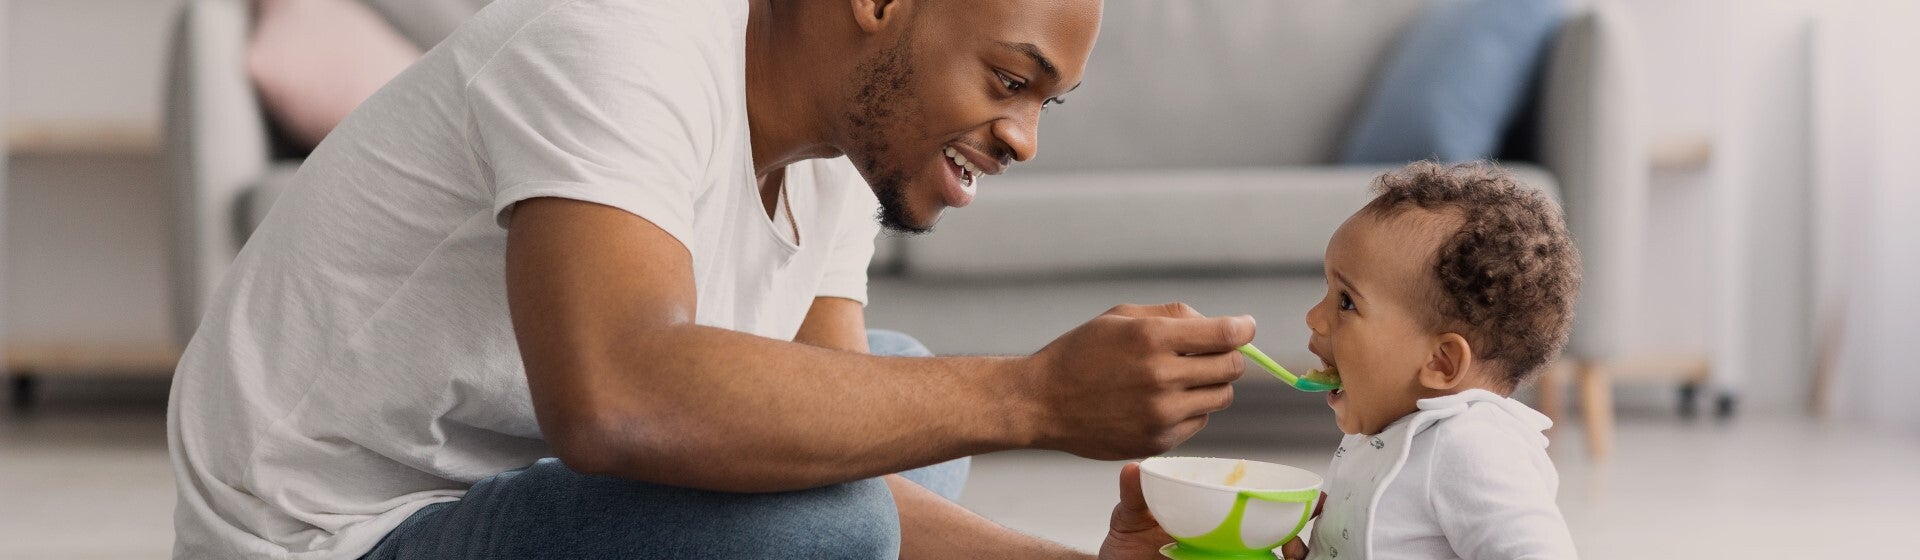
left=1237, top=344, right=1339, bottom=393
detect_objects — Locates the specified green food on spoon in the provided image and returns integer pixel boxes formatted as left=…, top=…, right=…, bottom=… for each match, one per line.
left=1237, top=343, right=1341, bottom=393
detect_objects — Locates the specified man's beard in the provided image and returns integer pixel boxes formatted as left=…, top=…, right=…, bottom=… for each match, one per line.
left=844, top=35, right=930, bottom=235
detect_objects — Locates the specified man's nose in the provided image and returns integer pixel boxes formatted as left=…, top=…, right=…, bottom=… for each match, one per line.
left=993, top=110, right=1039, bottom=163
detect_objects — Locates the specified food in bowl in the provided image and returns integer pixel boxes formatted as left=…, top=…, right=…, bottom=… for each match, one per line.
left=1222, top=460, right=1248, bottom=487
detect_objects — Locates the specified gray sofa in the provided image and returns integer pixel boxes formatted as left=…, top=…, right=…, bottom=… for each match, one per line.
left=165, top=1, right=1644, bottom=445
left=871, top=2, right=1645, bottom=366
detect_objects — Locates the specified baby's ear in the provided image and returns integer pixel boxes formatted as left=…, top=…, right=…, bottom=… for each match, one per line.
left=1418, top=333, right=1474, bottom=391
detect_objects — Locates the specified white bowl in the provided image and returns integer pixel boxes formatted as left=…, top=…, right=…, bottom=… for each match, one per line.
left=1139, top=457, right=1323, bottom=552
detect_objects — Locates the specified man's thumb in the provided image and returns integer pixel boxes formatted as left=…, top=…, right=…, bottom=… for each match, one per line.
left=1111, top=463, right=1158, bottom=531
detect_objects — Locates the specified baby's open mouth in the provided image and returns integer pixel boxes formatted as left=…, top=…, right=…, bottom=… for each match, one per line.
left=1308, top=360, right=1342, bottom=394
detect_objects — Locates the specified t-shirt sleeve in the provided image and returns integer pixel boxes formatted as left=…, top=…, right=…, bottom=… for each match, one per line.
left=813, top=159, right=883, bottom=305
left=465, top=1, right=725, bottom=247
left=1426, top=420, right=1579, bottom=559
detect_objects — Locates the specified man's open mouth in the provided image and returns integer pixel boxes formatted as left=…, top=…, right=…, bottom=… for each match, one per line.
left=944, top=145, right=981, bottom=190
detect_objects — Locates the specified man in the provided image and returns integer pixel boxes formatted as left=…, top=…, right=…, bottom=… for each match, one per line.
left=168, top=0, right=1258, bottom=558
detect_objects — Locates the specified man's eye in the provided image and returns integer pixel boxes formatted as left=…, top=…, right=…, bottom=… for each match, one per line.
left=997, top=71, right=1025, bottom=92
left=1339, top=292, right=1356, bottom=311
left=1042, top=97, right=1065, bottom=111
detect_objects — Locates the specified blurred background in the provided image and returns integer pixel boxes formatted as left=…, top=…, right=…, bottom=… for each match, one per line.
left=3, top=0, right=1917, bottom=558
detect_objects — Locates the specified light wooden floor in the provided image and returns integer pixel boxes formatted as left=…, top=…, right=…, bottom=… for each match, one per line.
left=3, top=381, right=1916, bottom=559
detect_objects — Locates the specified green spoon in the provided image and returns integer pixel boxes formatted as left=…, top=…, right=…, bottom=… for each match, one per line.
left=1237, top=343, right=1340, bottom=393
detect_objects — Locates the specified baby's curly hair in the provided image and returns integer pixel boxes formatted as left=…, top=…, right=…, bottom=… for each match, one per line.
left=1360, top=161, right=1582, bottom=388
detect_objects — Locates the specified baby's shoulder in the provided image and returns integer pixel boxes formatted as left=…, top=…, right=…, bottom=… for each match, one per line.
left=1418, top=402, right=1551, bottom=464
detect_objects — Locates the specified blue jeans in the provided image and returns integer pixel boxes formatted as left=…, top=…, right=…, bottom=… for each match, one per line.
left=360, top=330, right=966, bottom=559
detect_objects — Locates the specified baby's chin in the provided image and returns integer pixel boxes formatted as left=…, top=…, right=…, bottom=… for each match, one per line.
left=1332, top=405, right=1392, bottom=436
left=1331, top=408, right=1362, bottom=435
left=1329, top=391, right=1364, bottom=434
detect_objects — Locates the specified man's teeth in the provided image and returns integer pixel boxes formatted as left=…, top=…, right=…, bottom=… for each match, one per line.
left=944, top=146, right=984, bottom=186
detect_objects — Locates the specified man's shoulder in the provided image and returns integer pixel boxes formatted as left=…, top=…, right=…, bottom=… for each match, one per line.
left=488, top=0, right=741, bottom=42
left=449, top=0, right=744, bottom=77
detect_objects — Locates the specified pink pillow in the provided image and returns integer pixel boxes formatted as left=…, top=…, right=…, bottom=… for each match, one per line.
left=247, top=0, right=422, bottom=150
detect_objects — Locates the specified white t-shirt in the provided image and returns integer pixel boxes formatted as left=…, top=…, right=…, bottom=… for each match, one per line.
left=166, top=1, right=882, bottom=558
left=1307, top=390, right=1577, bottom=560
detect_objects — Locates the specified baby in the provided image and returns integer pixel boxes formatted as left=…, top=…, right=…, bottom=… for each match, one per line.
left=1302, top=162, right=1580, bottom=559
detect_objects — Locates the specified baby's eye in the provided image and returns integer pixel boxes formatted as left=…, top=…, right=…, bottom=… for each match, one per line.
left=1339, top=292, right=1356, bottom=311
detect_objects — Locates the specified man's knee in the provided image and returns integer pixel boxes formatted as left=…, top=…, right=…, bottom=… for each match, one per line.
left=753, top=477, right=900, bottom=559
left=867, top=329, right=931, bottom=358
left=475, top=460, right=901, bottom=559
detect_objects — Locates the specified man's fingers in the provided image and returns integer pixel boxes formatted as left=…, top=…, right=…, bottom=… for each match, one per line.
left=1165, top=414, right=1210, bottom=448
left=1150, top=302, right=1206, bottom=319
left=1275, top=492, right=1326, bottom=560
left=1170, top=351, right=1248, bottom=388
left=1105, top=302, right=1205, bottom=319
left=1175, top=382, right=1235, bottom=416
left=1281, top=535, right=1308, bottom=560
left=1161, top=315, right=1257, bottom=354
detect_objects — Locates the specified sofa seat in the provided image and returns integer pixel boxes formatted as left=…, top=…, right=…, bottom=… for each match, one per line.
left=891, top=165, right=1557, bottom=277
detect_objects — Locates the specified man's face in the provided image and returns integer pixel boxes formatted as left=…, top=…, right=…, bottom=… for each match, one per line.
left=839, top=0, right=1101, bottom=233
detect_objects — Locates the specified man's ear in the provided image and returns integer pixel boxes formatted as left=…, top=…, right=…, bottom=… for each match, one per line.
left=1417, top=333, right=1474, bottom=391
left=849, top=0, right=904, bottom=34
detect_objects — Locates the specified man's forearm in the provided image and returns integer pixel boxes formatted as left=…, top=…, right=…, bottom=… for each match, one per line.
left=888, top=475, right=1092, bottom=560
left=543, top=324, right=1041, bottom=492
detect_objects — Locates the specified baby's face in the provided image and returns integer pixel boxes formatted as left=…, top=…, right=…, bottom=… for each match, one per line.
left=1306, top=210, right=1456, bottom=435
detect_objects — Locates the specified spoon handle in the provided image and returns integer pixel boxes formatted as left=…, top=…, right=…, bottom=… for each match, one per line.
left=1237, top=343, right=1299, bottom=386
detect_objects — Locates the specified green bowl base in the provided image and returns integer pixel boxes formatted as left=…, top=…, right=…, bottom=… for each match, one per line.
left=1159, top=543, right=1279, bottom=560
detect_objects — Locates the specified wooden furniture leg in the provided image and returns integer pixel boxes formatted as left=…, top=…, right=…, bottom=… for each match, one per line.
left=1537, top=359, right=1569, bottom=436
left=1579, top=360, right=1615, bottom=460
left=8, top=370, right=36, bottom=410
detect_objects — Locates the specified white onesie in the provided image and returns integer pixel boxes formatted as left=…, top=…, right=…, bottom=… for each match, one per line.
left=1306, top=389, right=1577, bottom=560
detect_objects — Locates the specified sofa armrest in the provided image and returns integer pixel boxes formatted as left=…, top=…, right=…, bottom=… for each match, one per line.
left=1538, top=4, right=1649, bottom=361
left=164, top=0, right=273, bottom=345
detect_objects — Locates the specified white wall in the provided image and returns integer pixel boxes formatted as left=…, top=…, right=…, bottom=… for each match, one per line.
left=4, top=0, right=182, bottom=355
left=1613, top=0, right=1839, bottom=414
left=6, top=0, right=183, bottom=135
left=1615, top=0, right=1920, bottom=417
left=1715, top=0, right=1820, bottom=413
left=1822, top=1, right=1920, bottom=430
left=2, top=0, right=11, bottom=368
left=1611, top=0, right=1725, bottom=361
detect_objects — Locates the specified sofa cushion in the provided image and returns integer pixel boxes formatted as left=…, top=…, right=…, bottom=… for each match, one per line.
left=1021, top=0, right=1429, bottom=172
left=359, top=0, right=493, bottom=50
left=1339, top=0, right=1567, bottom=164
left=247, top=0, right=422, bottom=151
left=895, top=165, right=1557, bottom=277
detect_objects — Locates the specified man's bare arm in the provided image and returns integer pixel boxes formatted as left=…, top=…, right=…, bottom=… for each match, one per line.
left=505, top=197, right=1253, bottom=493
left=796, top=295, right=1094, bottom=558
